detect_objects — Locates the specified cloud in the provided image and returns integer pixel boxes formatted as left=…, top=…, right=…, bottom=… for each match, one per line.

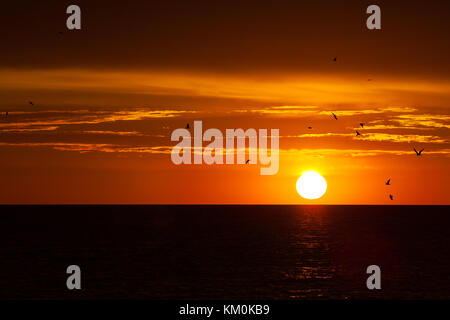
left=233, top=106, right=420, bottom=118
left=0, top=142, right=174, bottom=154
left=358, top=133, right=447, bottom=143
left=0, top=126, right=59, bottom=133
left=282, top=148, right=450, bottom=157
left=234, top=105, right=318, bottom=116
left=83, top=130, right=147, bottom=137
left=391, top=114, right=450, bottom=129
left=283, top=132, right=447, bottom=143
left=285, top=133, right=351, bottom=138
left=0, top=105, right=448, bottom=160
left=0, top=109, right=195, bottom=132
left=318, top=106, right=417, bottom=116
left=367, top=114, right=450, bottom=129
left=2, top=69, right=450, bottom=108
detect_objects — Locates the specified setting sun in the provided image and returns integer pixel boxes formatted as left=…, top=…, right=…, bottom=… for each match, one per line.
left=296, top=171, right=327, bottom=200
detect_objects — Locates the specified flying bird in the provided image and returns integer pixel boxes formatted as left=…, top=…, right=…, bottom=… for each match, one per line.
left=355, top=130, right=361, bottom=136
left=386, top=179, right=390, bottom=186
left=389, top=194, right=393, bottom=200
left=360, top=123, right=364, bottom=128
left=186, top=123, right=189, bottom=129
left=331, top=112, right=338, bottom=120
left=246, top=159, right=250, bottom=164
left=29, top=101, right=34, bottom=106
left=414, top=148, right=424, bottom=156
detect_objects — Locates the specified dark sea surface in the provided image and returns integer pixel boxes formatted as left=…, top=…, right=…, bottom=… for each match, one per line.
left=0, top=205, right=449, bottom=300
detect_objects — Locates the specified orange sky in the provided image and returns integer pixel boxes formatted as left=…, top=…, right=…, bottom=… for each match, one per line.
left=0, top=0, right=448, bottom=204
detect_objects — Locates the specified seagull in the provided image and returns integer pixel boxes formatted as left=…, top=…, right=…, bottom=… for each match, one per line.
left=386, top=179, right=390, bottom=185
left=186, top=123, right=189, bottom=129
left=331, top=112, right=338, bottom=120
left=246, top=159, right=250, bottom=164
left=414, top=148, right=424, bottom=156
left=360, top=123, right=364, bottom=128
left=29, top=101, right=34, bottom=106
left=389, top=194, right=393, bottom=200
left=333, top=57, right=337, bottom=62
left=355, top=130, right=361, bottom=136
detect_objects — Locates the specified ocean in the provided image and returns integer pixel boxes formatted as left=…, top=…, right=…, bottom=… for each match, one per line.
left=0, top=205, right=449, bottom=299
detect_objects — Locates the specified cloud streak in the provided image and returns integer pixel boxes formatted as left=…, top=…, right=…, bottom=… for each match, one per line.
left=0, top=109, right=195, bottom=132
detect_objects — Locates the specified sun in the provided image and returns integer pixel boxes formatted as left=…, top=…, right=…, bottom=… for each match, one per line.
left=296, top=171, right=327, bottom=200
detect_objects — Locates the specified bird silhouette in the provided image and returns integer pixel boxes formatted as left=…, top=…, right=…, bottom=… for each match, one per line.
left=360, top=123, right=364, bottom=128
left=29, top=101, right=34, bottom=106
left=355, top=130, right=361, bottom=136
left=389, top=194, right=393, bottom=200
left=186, top=123, right=189, bottom=129
left=308, top=126, right=312, bottom=129
left=246, top=159, right=250, bottom=164
left=386, top=179, right=390, bottom=185
left=331, top=112, right=338, bottom=120
left=414, top=148, right=424, bottom=156
left=333, top=57, right=337, bottom=62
